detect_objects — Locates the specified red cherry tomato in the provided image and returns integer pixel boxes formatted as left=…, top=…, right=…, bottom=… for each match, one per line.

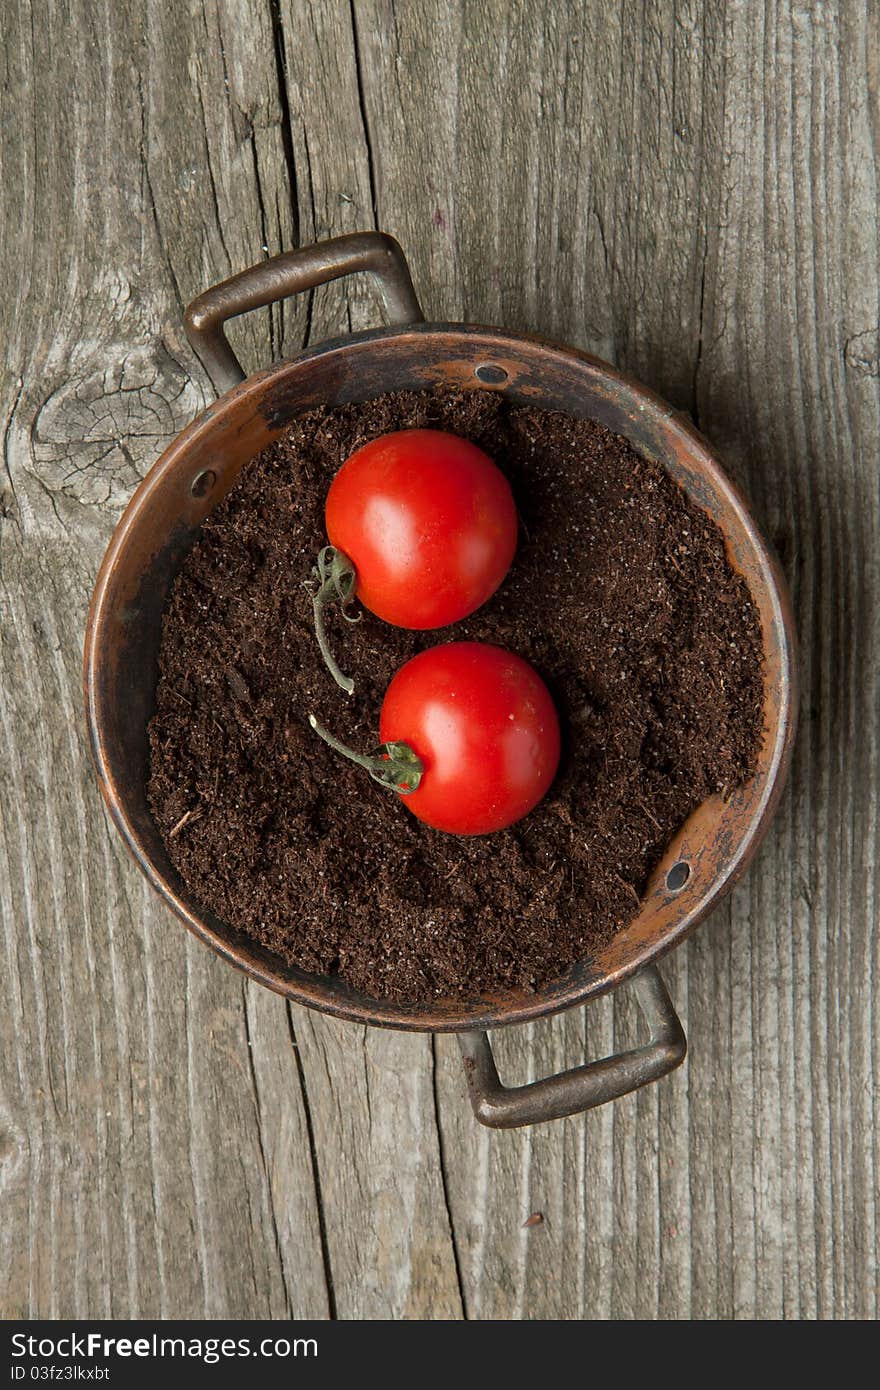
left=326, top=429, right=517, bottom=629
left=379, top=642, right=560, bottom=835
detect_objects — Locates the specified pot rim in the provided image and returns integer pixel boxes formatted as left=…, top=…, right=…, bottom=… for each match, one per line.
left=84, top=321, right=798, bottom=1032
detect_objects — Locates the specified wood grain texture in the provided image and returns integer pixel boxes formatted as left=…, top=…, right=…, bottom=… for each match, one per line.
left=0, top=0, right=328, bottom=1320
left=2, top=0, right=878, bottom=1320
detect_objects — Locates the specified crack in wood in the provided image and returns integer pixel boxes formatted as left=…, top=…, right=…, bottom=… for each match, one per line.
left=692, top=245, right=708, bottom=430
left=285, top=1004, right=338, bottom=1319
left=194, top=77, right=234, bottom=275
left=269, top=0, right=300, bottom=249
left=135, top=69, right=186, bottom=319
left=241, top=984, right=294, bottom=1320
left=430, top=1036, right=469, bottom=1320
left=348, top=0, right=379, bottom=227
left=299, top=128, right=317, bottom=345
left=1, top=377, right=23, bottom=524
left=269, top=0, right=316, bottom=351
left=248, top=130, right=277, bottom=361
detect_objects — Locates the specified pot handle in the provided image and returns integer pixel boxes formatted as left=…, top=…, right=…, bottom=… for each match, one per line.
left=457, top=964, right=686, bottom=1128
left=184, top=232, right=424, bottom=394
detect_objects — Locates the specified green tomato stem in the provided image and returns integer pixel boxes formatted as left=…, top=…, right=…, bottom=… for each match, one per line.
left=304, top=546, right=360, bottom=694
left=308, top=714, right=424, bottom=794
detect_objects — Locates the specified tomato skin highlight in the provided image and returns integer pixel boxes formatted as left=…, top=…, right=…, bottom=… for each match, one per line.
left=325, top=429, right=517, bottom=629
left=378, top=642, right=560, bottom=835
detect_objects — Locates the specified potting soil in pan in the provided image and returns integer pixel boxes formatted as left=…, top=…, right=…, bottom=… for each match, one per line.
left=147, top=388, right=764, bottom=1002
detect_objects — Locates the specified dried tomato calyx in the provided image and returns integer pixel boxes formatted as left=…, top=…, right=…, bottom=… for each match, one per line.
left=304, top=546, right=361, bottom=694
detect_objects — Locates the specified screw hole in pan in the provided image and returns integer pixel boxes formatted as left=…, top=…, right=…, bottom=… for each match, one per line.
left=191, top=469, right=217, bottom=498
left=666, top=861, right=691, bottom=892
left=474, top=363, right=509, bottom=385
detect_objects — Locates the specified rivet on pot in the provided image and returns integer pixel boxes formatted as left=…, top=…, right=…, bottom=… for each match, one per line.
left=191, top=469, right=217, bottom=498
left=666, top=861, right=690, bottom=892
left=475, top=363, right=509, bottom=385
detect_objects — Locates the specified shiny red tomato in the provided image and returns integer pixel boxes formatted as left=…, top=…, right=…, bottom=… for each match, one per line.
left=325, top=429, right=517, bottom=629
left=378, top=642, right=560, bottom=835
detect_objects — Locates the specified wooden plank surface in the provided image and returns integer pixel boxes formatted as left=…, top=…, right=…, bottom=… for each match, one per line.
left=1, top=0, right=877, bottom=1320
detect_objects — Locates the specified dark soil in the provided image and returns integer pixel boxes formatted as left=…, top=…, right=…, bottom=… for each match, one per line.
left=147, top=388, right=764, bottom=1003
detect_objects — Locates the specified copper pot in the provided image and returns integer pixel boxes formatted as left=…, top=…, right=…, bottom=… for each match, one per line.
left=84, top=233, right=797, bottom=1127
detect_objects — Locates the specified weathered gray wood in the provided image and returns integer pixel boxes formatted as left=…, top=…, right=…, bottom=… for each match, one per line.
left=0, top=0, right=328, bottom=1320
left=421, top=0, right=880, bottom=1319
left=2, top=0, right=878, bottom=1321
